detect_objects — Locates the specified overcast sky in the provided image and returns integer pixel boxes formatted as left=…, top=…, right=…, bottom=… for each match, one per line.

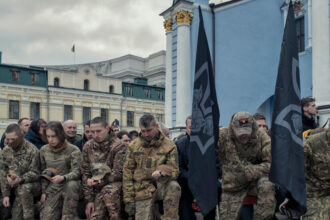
left=0, top=0, right=174, bottom=65
left=0, top=0, right=225, bottom=66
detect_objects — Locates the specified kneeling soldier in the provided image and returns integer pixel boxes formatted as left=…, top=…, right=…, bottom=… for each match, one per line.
left=123, top=114, right=181, bottom=220
left=40, top=121, right=81, bottom=220
left=81, top=117, right=125, bottom=220
left=0, top=124, right=41, bottom=220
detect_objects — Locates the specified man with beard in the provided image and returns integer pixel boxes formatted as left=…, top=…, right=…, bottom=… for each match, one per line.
left=39, top=121, right=81, bottom=219
left=216, top=112, right=275, bottom=220
left=0, top=124, right=40, bottom=220
left=0, top=118, right=30, bottom=149
left=80, top=117, right=125, bottom=220
left=123, top=114, right=181, bottom=220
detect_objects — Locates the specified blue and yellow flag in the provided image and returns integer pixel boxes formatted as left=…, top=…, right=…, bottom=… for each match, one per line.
left=71, top=44, right=75, bottom=53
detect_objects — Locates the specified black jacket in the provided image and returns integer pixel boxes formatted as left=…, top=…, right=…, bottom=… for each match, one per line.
left=24, top=127, right=46, bottom=149
left=302, top=113, right=317, bottom=132
left=176, top=134, right=221, bottom=189
left=74, top=135, right=88, bottom=151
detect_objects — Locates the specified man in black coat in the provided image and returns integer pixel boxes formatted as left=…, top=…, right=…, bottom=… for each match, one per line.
left=74, top=120, right=93, bottom=151
left=301, top=97, right=318, bottom=132
left=176, top=116, right=220, bottom=220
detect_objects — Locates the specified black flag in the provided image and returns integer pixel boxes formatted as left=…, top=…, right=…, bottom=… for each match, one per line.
left=269, top=1, right=306, bottom=216
left=188, top=6, right=220, bottom=216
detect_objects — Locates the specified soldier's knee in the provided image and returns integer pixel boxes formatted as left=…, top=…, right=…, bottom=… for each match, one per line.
left=64, top=180, right=80, bottom=193
left=166, top=181, right=181, bottom=196
left=17, top=183, right=34, bottom=196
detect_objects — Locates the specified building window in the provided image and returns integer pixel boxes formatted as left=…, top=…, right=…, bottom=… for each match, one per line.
left=126, top=85, right=133, bottom=96
left=156, top=89, right=163, bottom=100
left=109, top=85, right=114, bottom=93
left=30, top=102, right=40, bottom=120
left=12, top=70, right=19, bottom=82
left=155, top=114, right=163, bottom=123
left=127, top=111, right=134, bottom=127
left=144, top=88, right=151, bottom=98
left=101, top=108, right=108, bottom=122
left=54, top=77, right=60, bottom=87
left=64, top=105, right=73, bottom=121
left=83, top=107, right=91, bottom=122
left=296, top=16, right=305, bottom=52
left=31, top=72, right=39, bottom=84
left=84, top=79, right=89, bottom=90
left=9, top=100, right=19, bottom=119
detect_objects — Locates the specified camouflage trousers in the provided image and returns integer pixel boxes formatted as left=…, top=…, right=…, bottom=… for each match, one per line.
left=40, top=180, right=80, bottom=220
left=12, top=182, right=41, bottom=220
left=303, top=195, right=330, bottom=220
left=135, top=180, right=181, bottom=220
left=91, top=182, right=122, bottom=220
left=220, top=176, right=275, bottom=220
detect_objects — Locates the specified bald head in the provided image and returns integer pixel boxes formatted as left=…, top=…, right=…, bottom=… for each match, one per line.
left=63, top=120, right=77, bottom=138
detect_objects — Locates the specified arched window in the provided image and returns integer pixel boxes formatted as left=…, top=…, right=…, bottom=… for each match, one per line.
left=109, top=85, right=114, bottom=93
left=84, top=79, right=89, bottom=90
left=54, top=77, right=60, bottom=87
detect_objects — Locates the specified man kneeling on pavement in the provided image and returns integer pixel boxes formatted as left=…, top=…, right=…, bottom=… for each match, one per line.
left=216, top=112, right=276, bottom=220
left=123, top=114, right=181, bottom=220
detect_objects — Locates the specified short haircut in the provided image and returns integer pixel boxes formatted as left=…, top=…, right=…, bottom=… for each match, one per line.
left=253, top=113, right=266, bottom=121
left=129, top=130, right=138, bottom=137
left=83, top=120, right=91, bottom=127
left=91, top=117, right=108, bottom=128
left=5, top=123, right=23, bottom=135
left=44, top=121, right=66, bottom=145
left=18, top=117, right=29, bottom=125
left=301, top=97, right=315, bottom=109
left=185, top=115, right=192, bottom=125
left=117, top=131, right=131, bottom=140
left=139, top=114, right=157, bottom=128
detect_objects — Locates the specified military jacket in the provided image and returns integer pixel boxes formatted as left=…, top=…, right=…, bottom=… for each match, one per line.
left=40, top=142, right=81, bottom=194
left=80, top=135, right=125, bottom=202
left=123, top=131, right=179, bottom=203
left=304, top=129, right=330, bottom=198
left=0, top=140, right=40, bottom=197
left=216, top=125, right=271, bottom=192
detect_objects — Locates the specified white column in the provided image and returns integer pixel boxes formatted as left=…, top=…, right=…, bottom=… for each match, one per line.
left=175, top=10, right=193, bottom=127
left=307, top=0, right=312, bottom=49
left=165, top=29, right=173, bottom=128
left=312, top=0, right=330, bottom=126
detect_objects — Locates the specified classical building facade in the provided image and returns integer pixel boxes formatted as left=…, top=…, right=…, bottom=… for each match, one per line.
left=0, top=51, right=165, bottom=134
left=161, top=0, right=329, bottom=133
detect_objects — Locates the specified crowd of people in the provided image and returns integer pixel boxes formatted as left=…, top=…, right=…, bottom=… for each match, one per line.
left=0, top=96, right=328, bottom=220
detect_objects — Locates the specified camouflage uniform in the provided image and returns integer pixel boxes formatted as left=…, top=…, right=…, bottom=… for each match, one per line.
left=80, top=135, right=125, bottom=220
left=39, top=142, right=81, bottom=220
left=303, top=129, right=330, bottom=220
left=122, top=131, right=181, bottom=220
left=216, top=117, right=275, bottom=220
left=0, top=140, right=41, bottom=220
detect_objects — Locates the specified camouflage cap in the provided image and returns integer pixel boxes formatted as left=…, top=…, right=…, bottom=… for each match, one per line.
left=92, top=163, right=111, bottom=181
left=232, top=112, right=253, bottom=135
left=41, top=168, right=58, bottom=181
